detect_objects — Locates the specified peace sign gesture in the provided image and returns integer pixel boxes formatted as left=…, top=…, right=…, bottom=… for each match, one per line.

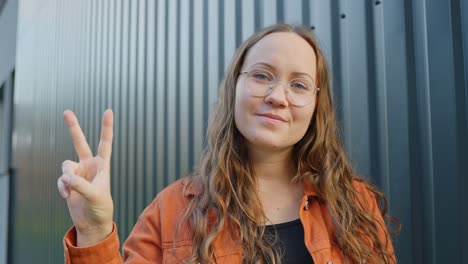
left=58, top=109, right=115, bottom=246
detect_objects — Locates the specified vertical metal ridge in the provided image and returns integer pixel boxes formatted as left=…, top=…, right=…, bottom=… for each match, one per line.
left=175, top=0, right=181, bottom=181
left=301, top=0, right=310, bottom=26
left=235, top=0, right=242, bottom=47
left=115, top=0, right=124, bottom=241
left=163, top=0, right=169, bottom=187
left=218, top=0, right=224, bottom=81
left=202, top=0, right=209, bottom=143
left=412, top=0, right=436, bottom=262
left=127, top=0, right=141, bottom=225
left=276, top=0, right=284, bottom=22
left=121, top=0, right=130, bottom=239
left=167, top=0, right=177, bottom=184
left=155, top=0, right=166, bottom=193
left=365, top=0, right=381, bottom=187
left=145, top=0, right=155, bottom=202
left=145, top=0, right=155, bottom=203
left=178, top=0, right=189, bottom=182
left=187, top=0, right=194, bottom=173
left=139, top=0, right=148, bottom=211
left=448, top=1, right=468, bottom=260
left=254, top=0, right=262, bottom=30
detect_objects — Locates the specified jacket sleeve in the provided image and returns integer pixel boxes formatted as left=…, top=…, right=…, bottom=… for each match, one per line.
left=63, top=223, right=122, bottom=264
left=63, top=197, right=163, bottom=264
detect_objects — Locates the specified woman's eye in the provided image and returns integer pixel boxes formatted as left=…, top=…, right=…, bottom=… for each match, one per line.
left=291, top=82, right=309, bottom=90
left=252, top=72, right=271, bottom=81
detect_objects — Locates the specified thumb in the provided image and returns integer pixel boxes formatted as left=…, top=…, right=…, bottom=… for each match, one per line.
left=61, top=174, right=99, bottom=202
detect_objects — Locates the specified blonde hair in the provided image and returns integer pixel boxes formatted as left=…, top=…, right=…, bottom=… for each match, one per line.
left=179, top=23, right=399, bottom=264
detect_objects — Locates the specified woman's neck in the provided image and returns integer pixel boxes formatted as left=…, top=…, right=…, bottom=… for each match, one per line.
left=248, top=145, right=297, bottom=186
left=248, top=146, right=304, bottom=224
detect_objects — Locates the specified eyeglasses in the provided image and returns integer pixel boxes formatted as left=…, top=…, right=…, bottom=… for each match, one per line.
left=239, top=67, right=320, bottom=107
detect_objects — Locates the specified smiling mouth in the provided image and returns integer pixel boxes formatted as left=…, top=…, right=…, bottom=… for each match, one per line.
left=256, top=114, right=287, bottom=122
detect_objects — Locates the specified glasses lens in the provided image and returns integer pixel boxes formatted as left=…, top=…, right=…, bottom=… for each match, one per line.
left=287, top=78, right=317, bottom=106
left=243, top=69, right=319, bottom=106
left=246, top=69, right=275, bottom=97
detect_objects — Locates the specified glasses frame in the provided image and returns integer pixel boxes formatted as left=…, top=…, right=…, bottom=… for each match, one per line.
left=239, top=68, right=320, bottom=107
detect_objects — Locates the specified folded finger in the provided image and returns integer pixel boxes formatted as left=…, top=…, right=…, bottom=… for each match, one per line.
left=61, top=174, right=98, bottom=202
left=62, top=160, right=79, bottom=175
left=57, top=176, right=71, bottom=199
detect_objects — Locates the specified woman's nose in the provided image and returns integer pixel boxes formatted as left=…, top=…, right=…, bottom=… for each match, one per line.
left=264, top=81, right=289, bottom=107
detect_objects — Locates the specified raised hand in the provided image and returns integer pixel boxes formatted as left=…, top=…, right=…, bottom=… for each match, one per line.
left=58, top=109, right=114, bottom=246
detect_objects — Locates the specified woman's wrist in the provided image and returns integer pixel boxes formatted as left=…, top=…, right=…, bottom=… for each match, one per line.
left=76, top=224, right=113, bottom=247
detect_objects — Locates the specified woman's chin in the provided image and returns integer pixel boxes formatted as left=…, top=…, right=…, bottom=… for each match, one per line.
left=246, top=137, right=290, bottom=151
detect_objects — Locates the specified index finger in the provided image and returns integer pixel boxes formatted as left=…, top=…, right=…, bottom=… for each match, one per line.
left=63, top=110, right=93, bottom=160
left=97, top=109, right=114, bottom=161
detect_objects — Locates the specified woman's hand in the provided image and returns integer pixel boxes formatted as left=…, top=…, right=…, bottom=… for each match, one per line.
left=58, top=109, right=114, bottom=246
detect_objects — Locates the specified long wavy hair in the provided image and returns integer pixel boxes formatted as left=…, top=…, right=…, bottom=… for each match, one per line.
left=179, top=24, right=399, bottom=264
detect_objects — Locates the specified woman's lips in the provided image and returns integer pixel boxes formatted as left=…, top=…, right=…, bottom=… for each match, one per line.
left=256, top=113, right=287, bottom=123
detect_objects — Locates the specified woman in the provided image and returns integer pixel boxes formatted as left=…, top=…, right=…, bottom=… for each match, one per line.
left=59, top=24, right=398, bottom=263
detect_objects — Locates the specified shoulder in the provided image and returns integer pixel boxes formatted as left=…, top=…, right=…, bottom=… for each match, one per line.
left=153, top=175, right=204, bottom=212
left=351, top=178, right=382, bottom=215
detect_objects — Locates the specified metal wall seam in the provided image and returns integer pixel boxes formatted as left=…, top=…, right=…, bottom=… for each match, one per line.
left=127, top=0, right=137, bottom=231
left=144, top=0, right=156, bottom=204
left=155, top=0, right=166, bottom=195
left=119, top=0, right=130, bottom=239
left=135, top=0, right=147, bottom=219
left=166, top=0, right=177, bottom=189
left=113, top=0, right=123, bottom=241
left=192, top=0, right=204, bottom=178
left=178, top=0, right=190, bottom=192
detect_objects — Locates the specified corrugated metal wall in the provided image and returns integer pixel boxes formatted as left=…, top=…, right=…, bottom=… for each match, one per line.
left=10, top=0, right=467, bottom=263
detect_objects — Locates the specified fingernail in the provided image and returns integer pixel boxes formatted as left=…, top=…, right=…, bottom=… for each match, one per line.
left=60, top=189, right=70, bottom=199
left=62, top=174, right=71, bottom=185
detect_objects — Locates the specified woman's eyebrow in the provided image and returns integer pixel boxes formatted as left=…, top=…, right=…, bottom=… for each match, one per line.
left=250, top=62, right=315, bottom=80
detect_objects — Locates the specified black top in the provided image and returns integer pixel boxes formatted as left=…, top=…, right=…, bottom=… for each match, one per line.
left=264, top=218, right=314, bottom=264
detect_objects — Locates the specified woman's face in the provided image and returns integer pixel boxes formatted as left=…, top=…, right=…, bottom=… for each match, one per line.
left=234, top=32, right=318, bottom=151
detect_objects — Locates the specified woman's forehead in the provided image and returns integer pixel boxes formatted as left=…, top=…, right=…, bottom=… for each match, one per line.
left=243, top=32, right=317, bottom=76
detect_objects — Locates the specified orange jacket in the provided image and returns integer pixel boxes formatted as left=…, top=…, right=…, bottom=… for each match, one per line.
left=64, top=177, right=395, bottom=263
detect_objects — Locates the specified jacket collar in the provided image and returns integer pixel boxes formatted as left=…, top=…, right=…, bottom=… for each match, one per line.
left=183, top=173, right=323, bottom=199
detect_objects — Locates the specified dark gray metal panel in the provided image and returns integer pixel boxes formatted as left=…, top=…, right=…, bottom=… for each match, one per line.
left=223, top=0, right=236, bottom=70
left=127, top=0, right=138, bottom=232
left=144, top=0, right=156, bottom=206
left=283, top=0, right=303, bottom=25
left=7, top=0, right=468, bottom=263
left=241, top=0, right=255, bottom=41
left=341, top=1, right=373, bottom=179
left=135, top=0, right=147, bottom=218
left=178, top=0, right=191, bottom=184
left=155, top=0, right=166, bottom=194
left=207, top=0, right=220, bottom=115
left=0, top=175, right=8, bottom=264
left=166, top=0, right=177, bottom=187
left=260, top=0, right=278, bottom=27
left=460, top=1, right=468, bottom=263
left=0, top=73, right=14, bottom=264
left=192, top=0, right=205, bottom=168
left=425, top=1, right=463, bottom=262
left=372, top=1, right=414, bottom=263
left=311, top=0, right=334, bottom=67
left=0, top=0, right=18, bottom=84
left=119, top=0, right=130, bottom=239
left=111, top=0, right=122, bottom=240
